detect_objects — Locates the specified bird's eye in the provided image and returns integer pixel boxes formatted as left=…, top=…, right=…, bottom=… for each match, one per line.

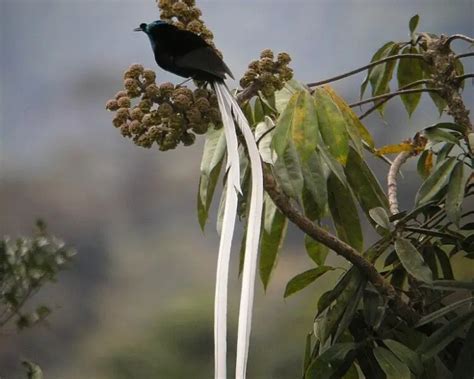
left=140, top=23, right=147, bottom=30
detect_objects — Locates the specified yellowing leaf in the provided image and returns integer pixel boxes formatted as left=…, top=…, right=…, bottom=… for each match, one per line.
left=376, top=143, right=413, bottom=156
left=314, top=88, right=350, bottom=165
left=323, top=85, right=375, bottom=148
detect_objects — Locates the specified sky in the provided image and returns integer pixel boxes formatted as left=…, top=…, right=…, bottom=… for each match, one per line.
left=0, top=0, right=473, bottom=377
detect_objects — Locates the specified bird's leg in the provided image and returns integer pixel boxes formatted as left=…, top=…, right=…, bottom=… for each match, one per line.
left=176, top=77, right=193, bottom=87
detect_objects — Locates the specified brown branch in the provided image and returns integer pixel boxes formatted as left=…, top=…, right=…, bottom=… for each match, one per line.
left=456, top=73, right=474, bottom=82
left=358, top=79, right=432, bottom=120
left=307, top=54, right=425, bottom=87
left=387, top=151, right=413, bottom=217
left=445, top=34, right=474, bottom=45
left=236, top=81, right=263, bottom=104
left=455, top=52, right=474, bottom=60
left=349, top=88, right=441, bottom=108
left=263, top=167, right=420, bottom=325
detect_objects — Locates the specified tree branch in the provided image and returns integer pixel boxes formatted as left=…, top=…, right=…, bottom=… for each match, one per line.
left=358, top=79, right=432, bottom=120
left=445, top=34, right=474, bottom=45
left=349, top=88, right=440, bottom=108
left=388, top=151, right=413, bottom=216
left=456, top=73, right=474, bottom=82
left=455, top=52, right=474, bottom=60
left=263, top=166, right=420, bottom=325
left=307, top=54, right=425, bottom=87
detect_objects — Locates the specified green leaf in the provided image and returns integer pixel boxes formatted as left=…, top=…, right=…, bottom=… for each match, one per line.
left=317, top=269, right=355, bottom=315
left=409, top=15, right=420, bottom=34
left=197, top=128, right=226, bottom=230
left=305, top=235, right=329, bottom=266
left=241, top=101, right=254, bottom=126
left=369, top=43, right=401, bottom=115
left=453, top=322, right=474, bottom=379
left=273, top=89, right=320, bottom=162
left=445, top=161, right=465, bottom=227
left=384, top=339, right=423, bottom=376
left=284, top=266, right=334, bottom=298
left=305, top=343, right=357, bottom=379
left=429, top=122, right=466, bottom=133
left=363, top=285, right=385, bottom=330
left=397, top=46, right=424, bottom=116
left=260, top=194, right=288, bottom=290
left=315, top=270, right=363, bottom=344
left=415, top=297, right=474, bottom=327
left=369, top=207, right=392, bottom=231
left=319, top=145, right=348, bottom=186
left=424, top=126, right=461, bottom=145
left=417, top=309, right=474, bottom=359
left=433, top=246, right=454, bottom=280
left=415, top=157, right=457, bottom=205
left=254, top=97, right=265, bottom=124
left=314, top=88, right=350, bottom=165
left=302, top=151, right=328, bottom=220
left=435, top=143, right=455, bottom=166
left=328, top=173, right=363, bottom=251
left=22, top=361, right=43, bottom=379
left=273, top=142, right=304, bottom=202
left=255, top=117, right=276, bottom=164
left=395, top=238, right=433, bottom=283
left=374, top=346, right=411, bottom=379
left=303, top=333, right=313, bottom=375
left=427, top=280, right=474, bottom=291
left=345, top=147, right=390, bottom=220
left=361, top=42, right=395, bottom=100
left=275, top=79, right=308, bottom=113
left=333, top=278, right=365, bottom=342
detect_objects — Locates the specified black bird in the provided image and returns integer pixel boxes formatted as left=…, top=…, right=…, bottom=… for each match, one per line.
left=134, top=21, right=234, bottom=82
left=134, top=20, right=263, bottom=379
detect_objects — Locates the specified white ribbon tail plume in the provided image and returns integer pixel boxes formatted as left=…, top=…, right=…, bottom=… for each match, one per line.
left=213, top=82, right=241, bottom=379
left=218, top=83, right=264, bottom=379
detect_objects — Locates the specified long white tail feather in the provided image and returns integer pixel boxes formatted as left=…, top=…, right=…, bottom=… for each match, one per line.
left=213, top=82, right=241, bottom=379
left=219, top=84, right=264, bottom=379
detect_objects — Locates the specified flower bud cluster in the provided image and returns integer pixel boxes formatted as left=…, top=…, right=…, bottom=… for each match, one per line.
left=240, top=49, right=294, bottom=97
left=156, top=0, right=215, bottom=46
left=106, top=64, right=221, bottom=150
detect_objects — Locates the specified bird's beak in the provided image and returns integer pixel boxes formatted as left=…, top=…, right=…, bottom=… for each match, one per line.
left=133, top=27, right=142, bottom=32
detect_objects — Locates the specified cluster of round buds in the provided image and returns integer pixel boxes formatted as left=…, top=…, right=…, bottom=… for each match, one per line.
left=106, top=64, right=221, bottom=151
left=240, top=49, right=294, bottom=97
left=156, top=0, right=215, bottom=46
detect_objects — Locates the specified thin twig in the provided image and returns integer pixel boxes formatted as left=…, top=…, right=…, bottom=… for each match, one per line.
left=456, top=73, right=474, bottom=82
left=388, top=151, right=413, bottom=217
left=307, top=54, right=425, bottom=87
left=455, top=52, right=474, bottom=60
left=358, top=79, right=432, bottom=120
left=446, top=34, right=474, bottom=45
left=349, top=88, right=441, bottom=108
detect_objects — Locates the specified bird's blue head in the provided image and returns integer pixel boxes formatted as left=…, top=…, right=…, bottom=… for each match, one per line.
left=133, top=20, right=167, bottom=34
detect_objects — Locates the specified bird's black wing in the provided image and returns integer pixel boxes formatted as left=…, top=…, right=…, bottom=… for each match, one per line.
left=150, top=23, right=209, bottom=56
left=150, top=24, right=233, bottom=80
left=175, top=47, right=234, bottom=80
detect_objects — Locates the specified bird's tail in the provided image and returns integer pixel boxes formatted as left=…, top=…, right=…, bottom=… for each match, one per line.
left=213, top=81, right=264, bottom=379
left=213, top=82, right=241, bottom=379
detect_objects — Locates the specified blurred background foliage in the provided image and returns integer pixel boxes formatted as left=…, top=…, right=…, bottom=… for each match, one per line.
left=1, top=0, right=472, bottom=378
